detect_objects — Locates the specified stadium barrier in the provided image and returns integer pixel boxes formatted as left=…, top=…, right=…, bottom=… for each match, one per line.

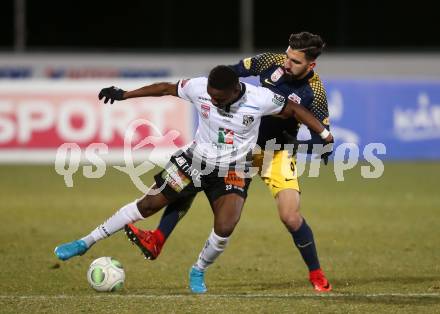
left=243, top=76, right=440, bottom=160
left=0, top=78, right=439, bottom=164
left=325, top=78, right=440, bottom=160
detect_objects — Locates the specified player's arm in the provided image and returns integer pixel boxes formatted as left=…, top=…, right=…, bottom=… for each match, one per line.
left=229, top=58, right=256, bottom=77
left=299, top=83, right=333, bottom=161
left=98, top=82, right=178, bottom=104
left=230, top=53, right=285, bottom=77
left=124, top=82, right=177, bottom=99
left=279, top=100, right=333, bottom=142
left=304, top=86, right=331, bottom=142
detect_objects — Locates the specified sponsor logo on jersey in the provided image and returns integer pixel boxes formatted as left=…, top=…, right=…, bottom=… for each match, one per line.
left=243, top=57, right=252, bottom=70
left=162, top=164, right=191, bottom=192
left=270, top=67, right=284, bottom=82
left=242, top=115, right=254, bottom=126
left=272, top=93, right=286, bottom=107
left=263, top=78, right=276, bottom=86
left=217, top=108, right=233, bottom=118
left=218, top=128, right=234, bottom=144
left=168, top=155, right=202, bottom=185
left=224, top=170, right=245, bottom=188
left=239, top=104, right=260, bottom=110
left=288, top=92, right=302, bottom=104
left=179, top=160, right=202, bottom=181
left=201, top=103, right=210, bottom=119
left=198, top=96, right=211, bottom=102
left=175, top=156, right=187, bottom=167
left=180, top=79, right=190, bottom=88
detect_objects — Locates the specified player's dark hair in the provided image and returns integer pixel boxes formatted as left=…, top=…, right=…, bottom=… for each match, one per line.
left=289, top=32, right=325, bottom=60
left=208, top=65, right=239, bottom=90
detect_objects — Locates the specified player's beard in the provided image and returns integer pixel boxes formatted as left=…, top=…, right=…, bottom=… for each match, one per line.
left=284, top=67, right=308, bottom=80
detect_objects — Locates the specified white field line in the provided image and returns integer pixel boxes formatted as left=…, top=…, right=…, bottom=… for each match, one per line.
left=0, top=293, right=440, bottom=300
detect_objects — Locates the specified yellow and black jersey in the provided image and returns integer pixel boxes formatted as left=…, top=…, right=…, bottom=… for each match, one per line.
left=230, top=52, right=330, bottom=148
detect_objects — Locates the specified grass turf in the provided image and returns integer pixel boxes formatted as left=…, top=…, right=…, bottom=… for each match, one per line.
left=0, top=162, right=439, bottom=313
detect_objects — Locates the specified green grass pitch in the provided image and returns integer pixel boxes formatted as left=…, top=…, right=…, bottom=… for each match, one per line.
left=0, top=162, right=439, bottom=313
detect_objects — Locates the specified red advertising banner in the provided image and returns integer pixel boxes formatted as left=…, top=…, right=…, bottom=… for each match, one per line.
left=0, top=81, right=193, bottom=163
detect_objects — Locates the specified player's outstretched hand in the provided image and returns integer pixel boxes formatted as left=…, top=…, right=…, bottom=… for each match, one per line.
left=98, top=86, right=126, bottom=104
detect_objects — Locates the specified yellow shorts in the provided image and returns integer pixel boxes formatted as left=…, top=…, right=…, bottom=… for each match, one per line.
left=253, top=150, right=300, bottom=197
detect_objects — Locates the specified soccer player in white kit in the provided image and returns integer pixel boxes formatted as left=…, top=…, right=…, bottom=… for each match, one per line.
left=54, top=66, right=333, bottom=293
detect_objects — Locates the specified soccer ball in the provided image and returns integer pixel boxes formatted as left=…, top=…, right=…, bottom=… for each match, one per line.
left=87, top=257, right=125, bottom=292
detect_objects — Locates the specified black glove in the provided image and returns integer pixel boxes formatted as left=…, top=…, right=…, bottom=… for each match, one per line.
left=320, top=142, right=333, bottom=165
left=283, top=130, right=334, bottom=165
left=98, top=86, right=126, bottom=104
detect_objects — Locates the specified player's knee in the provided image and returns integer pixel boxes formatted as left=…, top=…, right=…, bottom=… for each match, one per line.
left=136, top=197, right=159, bottom=218
left=278, top=202, right=302, bottom=231
left=280, top=211, right=303, bottom=231
left=276, top=189, right=302, bottom=231
left=214, top=220, right=237, bottom=237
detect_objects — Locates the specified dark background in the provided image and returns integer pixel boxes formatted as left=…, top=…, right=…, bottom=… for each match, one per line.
left=1, top=0, right=438, bottom=51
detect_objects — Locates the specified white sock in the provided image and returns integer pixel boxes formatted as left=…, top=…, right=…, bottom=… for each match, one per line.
left=81, top=201, right=143, bottom=247
left=194, top=229, right=229, bottom=272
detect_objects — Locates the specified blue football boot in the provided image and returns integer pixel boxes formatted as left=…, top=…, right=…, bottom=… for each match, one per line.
left=189, top=266, right=207, bottom=294
left=54, top=240, right=88, bottom=261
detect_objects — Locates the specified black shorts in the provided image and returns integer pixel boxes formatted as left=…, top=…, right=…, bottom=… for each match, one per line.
left=154, top=151, right=252, bottom=203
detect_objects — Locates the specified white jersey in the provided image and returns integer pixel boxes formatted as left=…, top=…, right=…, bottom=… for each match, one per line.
left=177, top=77, right=287, bottom=167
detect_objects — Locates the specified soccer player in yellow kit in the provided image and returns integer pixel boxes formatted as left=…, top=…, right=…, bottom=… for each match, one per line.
left=233, top=32, right=332, bottom=291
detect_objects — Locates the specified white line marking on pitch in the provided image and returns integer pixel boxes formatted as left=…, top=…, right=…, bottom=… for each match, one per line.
left=1, top=293, right=440, bottom=300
